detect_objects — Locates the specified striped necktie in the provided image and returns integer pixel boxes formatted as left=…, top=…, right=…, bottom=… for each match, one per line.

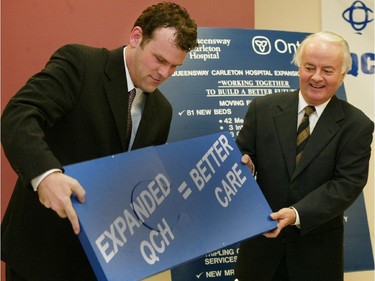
left=125, top=88, right=136, bottom=150
left=296, top=105, right=315, bottom=164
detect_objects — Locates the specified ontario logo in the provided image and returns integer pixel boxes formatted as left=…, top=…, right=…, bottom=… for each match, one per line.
left=252, top=36, right=271, bottom=55
left=251, top=36, right=301, bottom=56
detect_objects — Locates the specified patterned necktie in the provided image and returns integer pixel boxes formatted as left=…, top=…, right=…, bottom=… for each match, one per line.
left=296, top=105, right=315, bottom=164
left=125, top=88, right=136, bottom=150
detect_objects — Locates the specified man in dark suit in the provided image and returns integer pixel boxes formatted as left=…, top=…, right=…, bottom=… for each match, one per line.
left=235, top=31, right=373, bottom=281
left=1, top=2, right=198, bottom=280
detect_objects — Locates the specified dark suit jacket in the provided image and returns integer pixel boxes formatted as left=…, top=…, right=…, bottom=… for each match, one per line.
left=235, top=90, right=373, bottom=281
left=1, top=44, right=172, bottom=281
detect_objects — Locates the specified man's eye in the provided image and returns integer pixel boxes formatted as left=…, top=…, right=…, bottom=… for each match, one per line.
left=324, top=70, right=334, bottom=75
left=156, top=57, right=164, bottom=63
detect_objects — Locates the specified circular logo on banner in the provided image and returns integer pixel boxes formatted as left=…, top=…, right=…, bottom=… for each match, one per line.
left=342, top=0, right=374, bottom=34
left=251, top=36, right=271, bottom=55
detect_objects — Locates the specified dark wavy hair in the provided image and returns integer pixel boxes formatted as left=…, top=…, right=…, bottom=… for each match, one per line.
left=133, top=2, right=198, bottom=51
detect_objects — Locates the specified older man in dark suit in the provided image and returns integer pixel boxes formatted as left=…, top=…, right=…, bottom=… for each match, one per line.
left=1, top=2, right=198, bottom=280
left=235, top=31, right=373, bottom=281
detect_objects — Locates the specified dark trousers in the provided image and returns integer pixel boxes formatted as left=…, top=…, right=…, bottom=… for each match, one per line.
left=6, top=266, right=27, bottom=281
left=272, top=253, right=289, bottom=281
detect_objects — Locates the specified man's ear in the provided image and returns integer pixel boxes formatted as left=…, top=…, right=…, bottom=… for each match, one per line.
left=340, top=73, right=346, bottom=85
left=129, top=26, right=143, bottom=47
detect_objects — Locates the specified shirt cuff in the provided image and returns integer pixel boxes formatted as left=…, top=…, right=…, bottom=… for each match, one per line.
left=290, top=206, right=300, bottom=227
left=31, top=169, right=62, bottom=191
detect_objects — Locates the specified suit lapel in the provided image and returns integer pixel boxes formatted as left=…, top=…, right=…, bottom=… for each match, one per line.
left=292, top=96, right=343, bottom=179
left=104, top=46, right=129, bottom=151
left=274, top=92, right=299, bottom=178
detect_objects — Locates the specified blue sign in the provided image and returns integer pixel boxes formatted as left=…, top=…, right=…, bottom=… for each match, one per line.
left=160, top=28, right=346, bottom=143
left=159, top=28, right=373, bottom=279
left=66, top=132, right=277, bottom=281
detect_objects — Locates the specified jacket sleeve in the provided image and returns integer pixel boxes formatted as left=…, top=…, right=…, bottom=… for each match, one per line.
left=236, top=98, right=257, bottom=166
left=294, top=112, right=374, bottom=235
left=1, top=44, right=85, bottom=185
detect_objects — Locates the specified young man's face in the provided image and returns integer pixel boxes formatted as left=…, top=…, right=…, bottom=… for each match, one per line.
left=127, top=27, right=187, bottom=93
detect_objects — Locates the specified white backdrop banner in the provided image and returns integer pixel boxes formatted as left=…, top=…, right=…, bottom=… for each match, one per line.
left=321, top=0, right=374, bottom=273
left=321, top=0, right=374, bottom=119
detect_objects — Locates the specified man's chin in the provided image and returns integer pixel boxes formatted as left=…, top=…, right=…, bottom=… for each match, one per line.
left=139, top=83, right=157, bottom=93
left=146, top=86, right=158, bottom=93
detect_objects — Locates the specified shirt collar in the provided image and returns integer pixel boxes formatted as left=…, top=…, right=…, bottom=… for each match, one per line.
left=123, top=46, right=135, bottom=92
left=298, top=91, right=330, bottom=117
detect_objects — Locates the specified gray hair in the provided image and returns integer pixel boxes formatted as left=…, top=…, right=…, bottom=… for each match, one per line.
left=292, top=31, right=352, bottom=74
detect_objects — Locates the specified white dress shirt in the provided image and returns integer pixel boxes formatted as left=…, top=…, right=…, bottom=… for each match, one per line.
left=123, top=47, right=145, bottom=151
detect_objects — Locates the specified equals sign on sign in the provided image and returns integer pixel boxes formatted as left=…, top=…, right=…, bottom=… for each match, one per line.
left=178, top=181, right=192, bottom=200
